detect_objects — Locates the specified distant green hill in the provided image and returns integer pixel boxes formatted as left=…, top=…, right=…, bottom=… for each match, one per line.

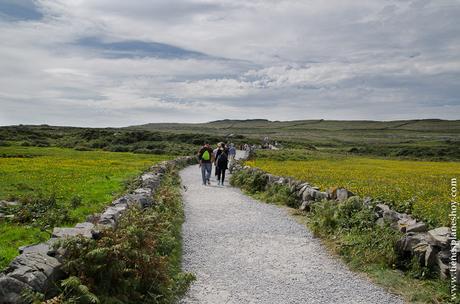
left=130, top=119, right=460, bottom=160
left=133, top=118, right=460, bottom=132
left=1, top=119, right=459, bottom=161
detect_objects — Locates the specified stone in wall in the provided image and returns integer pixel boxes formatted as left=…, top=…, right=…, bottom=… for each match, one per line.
left=0, top=244, right=65, bottom=303
left=52, top=222, right=95, bottom=239
left=141, top=172, right=162, bottom=190
left=397, top=232, right=429, bottom=256
left=405, top=222, right=427, bottom=233
left=427, top=227, right=450, bottom=250
left=98, top=203, right=126, bottom=228
left=336, top=188, right=355, bottom=201
left=327, top=187, right=355, bottom=201
left=396, top=226, right=457, bottom=282
left=133, top=188, right=152, bottom=196
left=302, top=188, right=327, bottom=202
left=0, top=275, right=31, bottom=304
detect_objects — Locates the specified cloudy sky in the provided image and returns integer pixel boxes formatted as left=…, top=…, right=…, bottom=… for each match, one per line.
left=0, top=0, right=459, bottom=126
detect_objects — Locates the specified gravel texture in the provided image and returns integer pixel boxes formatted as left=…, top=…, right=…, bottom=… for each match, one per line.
left=179, top=162, right=403, bottom=304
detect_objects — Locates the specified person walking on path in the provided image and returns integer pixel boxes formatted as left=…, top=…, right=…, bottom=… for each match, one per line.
left=214, top=142, right=226, bottom=178
left=228, top=143, right=236, bottom=173
left=198, top=142, right=214, bottom=185
left=216, top=149, right=229, bottom=186
left=213, top=142, right=221, bottom=178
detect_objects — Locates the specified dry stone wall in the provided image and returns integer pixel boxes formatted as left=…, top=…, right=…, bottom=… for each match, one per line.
left=0, top=156, right=197, bottom=304
left=231, top=160, right=459, bottom=285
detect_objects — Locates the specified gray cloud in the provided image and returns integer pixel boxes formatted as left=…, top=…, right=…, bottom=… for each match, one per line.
left=0, top=0, right=43, bottom=21
left=0, top=0, right=459, bottom=126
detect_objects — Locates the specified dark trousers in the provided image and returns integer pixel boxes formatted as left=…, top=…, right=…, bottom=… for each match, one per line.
left=217, top=167, right=226, bottom=184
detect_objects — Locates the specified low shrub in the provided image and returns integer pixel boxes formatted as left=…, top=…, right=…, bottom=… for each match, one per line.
left=3, top=195, right=71, bottom=230
left=254, top=149, right=314, bottom=161
left=231, top=168, right=299, bottom=208
left=230, top=170, right=268, bottom=193
left=308, top=200, right=340, bottom=235
left=74, top=145, right=92, bottom=151
left=106, top=144, right=130, bottom=152
left=259, top=183, right=299, bottom=208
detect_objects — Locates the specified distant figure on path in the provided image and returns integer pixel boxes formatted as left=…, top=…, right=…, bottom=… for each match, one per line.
left=228, top=143, right=236, bottom=172
left=198, top=142, right=214, bottom=185
left=216, top=149, right=229, bottom=186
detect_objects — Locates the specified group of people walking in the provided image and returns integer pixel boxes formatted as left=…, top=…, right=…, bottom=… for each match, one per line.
left=198, top=142, right=236, bottom=186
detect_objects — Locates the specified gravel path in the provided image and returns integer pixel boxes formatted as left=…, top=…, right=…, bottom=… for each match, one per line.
left=179, top=161, right=403, bottom=304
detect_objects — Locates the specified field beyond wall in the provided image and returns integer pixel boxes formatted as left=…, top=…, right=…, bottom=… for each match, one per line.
left=248, top=150, right=460, bottom=228
left=0, top=146, right=170, bottom=269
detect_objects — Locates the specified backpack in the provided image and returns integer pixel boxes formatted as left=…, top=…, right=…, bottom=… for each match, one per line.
left=217, top=152, right=228, bottom=167
left=202, top=149, right=211, bottom=161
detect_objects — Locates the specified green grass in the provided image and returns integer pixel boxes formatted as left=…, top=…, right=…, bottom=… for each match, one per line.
left=247, top=150, right=460, bottom=228
left=0, top=223, right=49, bottom=270
left=364, top=265, right=453, bottom=303
left=0, top=146, right=170, bottom=269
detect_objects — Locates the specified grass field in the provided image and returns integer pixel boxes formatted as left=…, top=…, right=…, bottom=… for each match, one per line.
left=0, top=146, right=170, bottom=269
left=247, top=150, right=459, bottom=227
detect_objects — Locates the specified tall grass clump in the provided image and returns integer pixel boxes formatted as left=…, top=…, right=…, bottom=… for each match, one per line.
left=309, top=197, right=401, bottom=268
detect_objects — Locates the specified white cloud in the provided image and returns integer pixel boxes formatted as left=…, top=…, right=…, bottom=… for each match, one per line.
left=0, top=0, right=459, bottom=126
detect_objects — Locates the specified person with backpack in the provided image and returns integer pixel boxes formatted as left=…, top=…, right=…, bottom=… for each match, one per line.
left=216, top=149, right=229, bottom=186
left=198, top=142, right=214, bottom=185
left=214, top=142, right=226, bottom=178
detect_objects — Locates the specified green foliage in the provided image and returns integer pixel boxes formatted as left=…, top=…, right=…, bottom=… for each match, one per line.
left=5, top=195, right=71, bottom=230
left=406, top=256, right=435, bottom=281
left=348, top=143, right=460, bottom=161
left=58, top=170, right=194, bottom=304
left=365, top=264, right=456, bottom=304
left=61, top=276, right=100, bottom=304
left=338, top=226, right=401, bottom=269
left=70, top=195, right=83, bottom=209
left=308, top=197, right=400, bottom=269
left=308, top=200, right=340, bottom=235
left=261, top=184, right=299, bottom=208
left=304, top=197, right=456, bottom=301
left=0, top=125, right=228, bottom=156
left=230, top=170, right=268, bottom=193
left=231, top=168, right=300, bottom=208
left=21, top=289, right=45, bottom=304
